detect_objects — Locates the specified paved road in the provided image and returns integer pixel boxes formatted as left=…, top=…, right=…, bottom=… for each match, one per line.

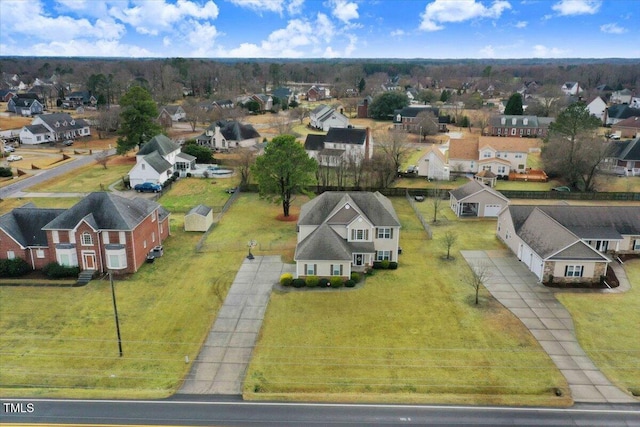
left=461, top=250, right=637, bottom=404
left=2, top=397, right=639, bottom=426
left=0, top=150, right=114, bottom=200
left=179, top=256, right=295, bottom=394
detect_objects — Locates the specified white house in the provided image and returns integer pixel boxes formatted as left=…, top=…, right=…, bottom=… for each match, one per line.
left=417, top=146, right=450, bottom=180
left=448, top=137, right=530, bottom=178
left=304, top=127, right=373, bottom=167
left=19, top=113, right=90, bottom=145
left=586, top=96, right=607, bottom=123
left=449, top=180, right=510, bottom=218
left=610, top=89, right=633, bottom=105
left=561, top=82, right=583, bottom=96
left=309, top=104, right=349, bottom=131
left=128, top=135, right=196, bottom=187
left=196, top=120, right=261, bottom=151
left=294, top=192, right=401, bottom=279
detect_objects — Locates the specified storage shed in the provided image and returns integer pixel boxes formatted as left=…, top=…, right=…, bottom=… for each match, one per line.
left=449, top=180, right=509, bottom=218
left=184, top=205, right=214, bottom=232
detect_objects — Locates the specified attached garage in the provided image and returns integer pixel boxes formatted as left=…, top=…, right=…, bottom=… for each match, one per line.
left=450, top=180, right=510, bottom=218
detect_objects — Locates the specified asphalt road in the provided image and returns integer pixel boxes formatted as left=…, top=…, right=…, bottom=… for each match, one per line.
left=1, top=397, right=639, bottom=426
left=0, top=150, right=114, bottom=200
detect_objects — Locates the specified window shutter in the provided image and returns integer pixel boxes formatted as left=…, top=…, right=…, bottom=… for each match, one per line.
left=564, top=266, right=569, bottom=276
left=579, top=266, right=584, bottom=277
left=390, top=228, right=393, bottom=238
left=304, top=264, right=307, bottom=274
left=330, top=264, right=333, bottom=273
left=314, top=264, right=317, bottom=274
left=340, top=265, right=343, bottom=275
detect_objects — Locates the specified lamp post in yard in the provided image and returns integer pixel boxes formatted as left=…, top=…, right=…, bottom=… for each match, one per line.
left=247, top=240, right=257, bottom=260
left=109, top=270, right=123, bottom=357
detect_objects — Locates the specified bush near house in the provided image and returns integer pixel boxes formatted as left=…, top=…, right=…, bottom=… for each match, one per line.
left=0, top=167, right=13, bottom=177
left=42, top=262, right=80, bottom=279
left=305, top=276, right=319, bottom=287
left=280, top=273, right=293, bottom=286
left=0, top=258, right=31, bottom=278
left=329, top=276, right=343, bottom=288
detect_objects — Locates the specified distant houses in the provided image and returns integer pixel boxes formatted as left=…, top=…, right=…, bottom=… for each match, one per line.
left=304, top=127, right=373, bottom=167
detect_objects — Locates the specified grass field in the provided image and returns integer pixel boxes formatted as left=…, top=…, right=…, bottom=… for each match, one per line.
left=0, top=197, right=81, bottom=215
left=26, top=164, right=132, bottom=193
left=243, top=198, right=569, bottom=405
left=555, top=259, right=640, bottom=397
left=159, top=176, right=240, bottom=213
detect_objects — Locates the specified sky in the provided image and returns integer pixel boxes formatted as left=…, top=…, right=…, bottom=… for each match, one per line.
left=0, top=0, right=638, bottom=59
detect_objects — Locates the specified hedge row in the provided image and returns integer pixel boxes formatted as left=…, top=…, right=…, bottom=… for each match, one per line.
left=0, top=258, right=31, bottom=278
left=279, top=272, right=362, bottom=288
left=42, top=262, right=80, bottom=279
left=372, top=260, right=398, bottom=270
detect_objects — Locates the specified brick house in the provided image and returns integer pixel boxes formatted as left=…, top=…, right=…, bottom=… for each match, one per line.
left=488, top=115, right=553, bottom=138
left=0, top=193, right=170, bottom=275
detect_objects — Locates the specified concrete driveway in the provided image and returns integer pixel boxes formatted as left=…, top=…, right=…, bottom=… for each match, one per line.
left=461, top=250, right=636, bottom=404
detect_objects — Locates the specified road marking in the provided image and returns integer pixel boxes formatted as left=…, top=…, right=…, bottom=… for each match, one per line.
left=2, top=398, right=639, bottom=415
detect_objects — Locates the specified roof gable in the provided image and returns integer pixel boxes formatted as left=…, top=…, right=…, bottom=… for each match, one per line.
left=298, top=191, right=400, bottom=228
left=137, top=134, right=180, bottom=156
left=294, top=223, right=353, bottom=261
left=450, top=180, right=509, bottom=203
left=325, top=127, right=366, bottom=145
left=0, top=206, right=65, bottom=247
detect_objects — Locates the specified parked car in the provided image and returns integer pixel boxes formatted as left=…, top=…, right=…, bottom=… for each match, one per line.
left=7, top=155, right=22, bottom=162
left=3, top=145, right=15, bottom=152
left=63, top=140, right=73, bottom=146
left=552, top=186, right=571, bottom=192
left=414, top=195, right=425, bottom=202
left=134, top=182, right=162, bottom=193
left=225, top=187, right=237, bottom=194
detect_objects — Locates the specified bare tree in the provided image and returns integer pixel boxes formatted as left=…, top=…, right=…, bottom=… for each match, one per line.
left=415, top=111, right=439, bottom=140
left=270, top=114, right=293, bottom=135
left=440, top=230, right=458, bottom=260
left=230, top=147, right=257, bottom=186
left=95, top=150, right=110, bottom=169
left=94, top=107, right=120, bottom=139
left=315, top=164, right=332, bottom=191
left=430, top=186, right=445, bottom=223
left=464, top=262, right=491, bottom=305
left=367, top=152, right=396, bottom=189
left=347, top=152, right=366, bottom=189
left=182, top=98, right=207, bottom=132
left=375, top=128, right=411, bottom=174
left=289, top=106, right=309, bottom=124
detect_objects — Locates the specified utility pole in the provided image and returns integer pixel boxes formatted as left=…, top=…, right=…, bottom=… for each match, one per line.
left=109, top=271, right=123, bottom=357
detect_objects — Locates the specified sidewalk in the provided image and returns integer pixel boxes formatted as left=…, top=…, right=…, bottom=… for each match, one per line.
left=461, top=250, right=636, bottom=404
left=178, top=256, right=295, bottom=395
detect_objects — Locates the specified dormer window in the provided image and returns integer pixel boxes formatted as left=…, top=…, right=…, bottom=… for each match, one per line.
left=523, top=118, right=528, bottom=125
left=500, top=118, right=506, bottom=125
left=63, top=121, right=68, bottom=126
left=55, top=122, right=60, bottom=127
left=511, top=118, right=517, bottom=125
left=70, top=120, right=75, bottom=125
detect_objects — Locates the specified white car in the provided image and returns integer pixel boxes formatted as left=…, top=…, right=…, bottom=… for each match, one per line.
left=7, top=155, right=23, bottom=162
left=3, top=145, right=15, bottom=152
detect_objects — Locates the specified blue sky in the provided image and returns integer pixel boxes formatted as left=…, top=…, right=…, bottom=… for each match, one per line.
left=0, top=0, right=638, bottom=58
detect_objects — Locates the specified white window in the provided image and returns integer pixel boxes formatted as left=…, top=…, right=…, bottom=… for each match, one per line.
left=119, top=232, right=126, bottom=244
left=103, top=232, right=110, bottom=244
left=152, top=232, right=156, bottom=243
left=36, top=249, right=45, bottom=259
left=152, top=211, right=156, bottom=222
left=52, top=230, right=59, bottom=244
left=81, top=232, right=93, bottom=246
left=351, top=229, right=369, bottom=241
left=69, top=231, right=75, bottom=244
left=483, top=151, right=491, bottom=158
left=377, top=228, right=392, bottom=239
left=106, top=248, right=127, bottom=270
left=331, top=264, right=342, bottom=276
left=498, top=166, right=506, bottom=174
left=7, top=250, right=15, bottom=259
left=515, top=153, right=523, bottom=159
left=143, top=240, right=147, bottom=249
left=565, top=265, right=584, bottom=277
left=376, top=250, right=391, bottom=261
left=511, top=128, right=516, bottom=136
left=512, top=118, right=517, bottom=125
left=634, top=240, right=640, bottom=250
left=141, top=164, right=146, bottom=170
left=56, top=249, right=78, bottom=267
left=305, top=263, right=316, bottom=275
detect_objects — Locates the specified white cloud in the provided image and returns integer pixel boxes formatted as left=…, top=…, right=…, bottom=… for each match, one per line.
left=515, top=20, right=527, bottom=28
left=600, top=23, right=627, bottom=34
left=420, top=0, right=512, bottom=31
left=287, top=0, right=305, bottom=14
left=551, top=0, right=601, bottom=16
left=532, top=44, right=568, bottom=57
left=480, top=45, right=496, bottom=57
left=13, top=39, right=155, bottom=57
left=331, top=0, right=359, bottom=23
left=225, top=0, right=286, bottom=13
left=390, top=29, right=405, bottom=37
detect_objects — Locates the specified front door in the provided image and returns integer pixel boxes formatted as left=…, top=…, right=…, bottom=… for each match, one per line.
left=353, top=253, right=364, bottom=266
left=83, top=252, right=96, bottom=270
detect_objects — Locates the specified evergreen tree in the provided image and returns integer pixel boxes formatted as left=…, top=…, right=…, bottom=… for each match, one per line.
left=504, top=93, right=524, bottom=115
left=116, top=86, right=162, bottom=154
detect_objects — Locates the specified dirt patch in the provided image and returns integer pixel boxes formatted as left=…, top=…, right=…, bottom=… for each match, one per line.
left=108, top=155, right=136, bottom=166
left=275, top=213, right=298, bottom=222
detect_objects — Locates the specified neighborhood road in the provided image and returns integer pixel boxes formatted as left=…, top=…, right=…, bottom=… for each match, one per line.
left=2, top=397, right=639, bottom=426
left=461, top=250, right=637, bottom=404
left=0, top=150, right=115, bottom=200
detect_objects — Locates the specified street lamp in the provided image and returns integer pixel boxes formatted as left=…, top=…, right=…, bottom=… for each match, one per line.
left=247, top=240, right=257, bottom=260
left=109, top=271, right=123, bottom=357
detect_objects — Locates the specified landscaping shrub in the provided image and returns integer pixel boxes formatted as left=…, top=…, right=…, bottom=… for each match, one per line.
left=0, top=167, right=13, bottom=177
left=319, top=278, right=330, bottom=288
left=291, top=278, right=306, bottom=288
left=305, top=275, right=319, bottom=287
left=186, top=172, right=192, bottom=178
left=350, top=272, right=361, bottom=283
left=329, top=276, right=344, bottom=288
left=0, top=258, right=31, bottom=278
left=388, top=262, right=398, bottom=270
left=372, top=261, right=383, bottom=269
left=42, top=262, right=80, bottom=279
left=381, top=260, right=390, bottom=269
left=279, top=273, right=293, bottom=287
left=345, top=279, right=356, bottom=288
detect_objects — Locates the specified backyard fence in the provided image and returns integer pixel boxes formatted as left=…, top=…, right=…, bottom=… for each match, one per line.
left=405, top=190, right=433, bottom=240
left=195, top=187, right=242, bottom=252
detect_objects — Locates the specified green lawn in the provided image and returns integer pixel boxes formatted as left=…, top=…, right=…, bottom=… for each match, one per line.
left=0, top=197, right=81, bottom=215
left=27, top=164, right=132, bottom=193
left=555, top=259, right=640, bottom=397
left=159, top=176, right=240, bottom=213
left=244, top=198, right=569, bottom=405
left=0, top=191, right=302, bottom=398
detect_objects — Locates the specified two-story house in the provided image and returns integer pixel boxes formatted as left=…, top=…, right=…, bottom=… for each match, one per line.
left=393, top=106, right=446, bottom=133
left=8, top=95, right=44, bottom=116
left=294, top=192, right=401, bottom=279
left=196, top=120, right=261, bottom=151
left=128, top=134, right=196, bottom=186
left=561, top=82, right=583, bottom=96
left=251, top=94, right=273, bottom=112
left=19, top=113, right=91, bottom=145
left=309, top=104, right=349, bottom=131
left=157, top=105, right=186, bottom=128
left=488, top=115, right=553, bottom=138
left=0, top=193, right=170, bottom=275
left=448, top=137, right=530, bottom=178
left=307, top=85, right=330, bottom=102
left=304, top=127, right=373, bottom=167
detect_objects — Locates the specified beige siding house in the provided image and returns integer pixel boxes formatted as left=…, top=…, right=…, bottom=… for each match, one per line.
left=294, top=192, right=401, bottom=279
left=449, top=180, right=510, bottom=218
left=497, top=205, right=640, bottom=283
left=184, top=205, right=214, bottom=232
left=417, top=147, right=450, bottom=180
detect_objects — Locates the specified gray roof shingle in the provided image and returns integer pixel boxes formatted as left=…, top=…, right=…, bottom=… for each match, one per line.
left=137, top=134, right=180, bottom=156
left=0, top=205, right=65, bottom=247
left=298, top=192, right=400, bottom=227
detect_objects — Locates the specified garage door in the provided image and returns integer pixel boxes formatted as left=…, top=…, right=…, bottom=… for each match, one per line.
left=521, top=246, right=543, bottom=280
left=484, top=204, right=502, bottom=217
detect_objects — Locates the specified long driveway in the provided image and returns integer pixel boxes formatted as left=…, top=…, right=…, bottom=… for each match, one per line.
left=461, top=250, right=637, bottom=404
left=179, top=255, right=295, bottom=395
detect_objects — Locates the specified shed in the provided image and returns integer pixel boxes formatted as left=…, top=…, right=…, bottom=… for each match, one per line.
left=184, top=205, right=214, bottom=232
left=449, top=180, right=509, bottom=218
